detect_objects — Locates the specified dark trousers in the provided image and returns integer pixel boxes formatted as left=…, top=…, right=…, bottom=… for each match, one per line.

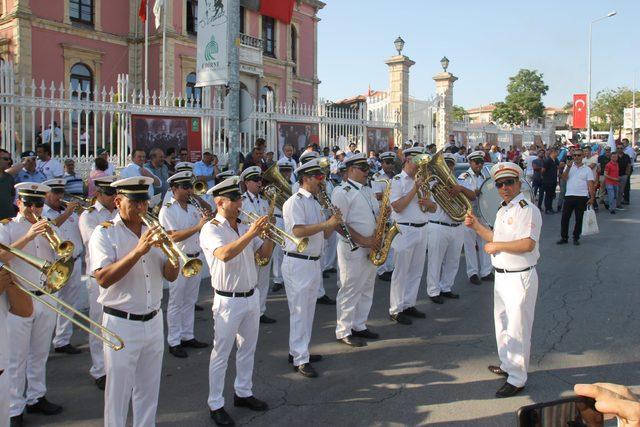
left=560, top=196, right=588, bottom=240
left=532, top=180, right=544, bottom=208
left=623, top=167, right=631, bottom=202
left=543, top=183, right=556, bottom=212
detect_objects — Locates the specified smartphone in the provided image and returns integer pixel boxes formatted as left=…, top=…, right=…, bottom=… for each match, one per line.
left=517, top=396, right=603, bottom=427
left=567, top=155, right=574, bottom=161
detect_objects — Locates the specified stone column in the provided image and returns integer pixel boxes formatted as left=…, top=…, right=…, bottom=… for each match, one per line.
left=385, top=55, right=415, bottom=146
left=433, top=71, right=458, bottom=150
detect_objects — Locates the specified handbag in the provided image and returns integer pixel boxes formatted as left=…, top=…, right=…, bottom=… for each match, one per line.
left=581, top=205, right=599, bottom=236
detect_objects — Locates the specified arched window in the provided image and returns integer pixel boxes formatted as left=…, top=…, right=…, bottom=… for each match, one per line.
left=262, top=16, right=275, bottom=57
left=70, top=63, right=93, bottom=125
left=260, top=85, right=274, bottom=110
left=185, top=72, right=201, bottom=105
left=291, top=26, right=298, bottom=75
left=70, top=0, right=94, bottom=25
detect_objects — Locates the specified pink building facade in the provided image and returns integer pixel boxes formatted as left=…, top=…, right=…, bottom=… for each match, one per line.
left=0, top=0, right=324, bottom=107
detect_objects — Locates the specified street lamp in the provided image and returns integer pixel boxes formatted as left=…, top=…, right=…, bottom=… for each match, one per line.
left=440, top=56, right=450, bottom=73
left=394, top=36, right=405, bottom=56
left=587, top=11, right=617, bottom=142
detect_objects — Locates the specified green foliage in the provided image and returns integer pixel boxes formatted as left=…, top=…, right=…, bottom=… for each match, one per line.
left=591, top=87, right=639, bottom=131
left=491, top=69, right=549, bottom=125
left=452, top=105, right=467, bottom=121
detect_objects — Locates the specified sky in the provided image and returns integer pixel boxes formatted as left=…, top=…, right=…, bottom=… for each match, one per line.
left=317, top=0, right=639, bottom=110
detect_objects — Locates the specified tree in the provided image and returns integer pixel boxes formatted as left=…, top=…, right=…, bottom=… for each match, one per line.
left=591, top=87, right=639, bottom=132
left=491, top=69, right=549, bottom=125
left=452, top=105, right=467, bottom=122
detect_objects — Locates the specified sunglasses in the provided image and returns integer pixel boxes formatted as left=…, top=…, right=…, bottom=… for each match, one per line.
left=573, top=153, right=583, bottom=157
left=247, top=177, right=263, bottom=183
left=227, top=194, right=242, bottom=202
left=23, top=200, right=45, bottom=208
left=0, top=157, right=10, bottom=161
left=472, top=159, right=485, bottom=164
left=100, top=188, right=117, bottom=196
left=495, top=179, right=516, bottom=189
left=313, top=174, right=326, bottom=181
left=178, top=183, right=194, bottom=190
left=382, top=159, right=394, bottom=164
left=354, top=164, right=370, bottom=172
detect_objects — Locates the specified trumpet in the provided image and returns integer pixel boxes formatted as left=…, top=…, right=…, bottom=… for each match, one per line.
left=139, top=213, right=203, bottom=278
left=0, top=243, right=124, bottom=350
left=239, top=209, right=308, bottom=253
left=36, top=216, right=75, bottom=259
left=60, top=200, right=94, bottom=214
left=194, top=180, right=208, bottom=196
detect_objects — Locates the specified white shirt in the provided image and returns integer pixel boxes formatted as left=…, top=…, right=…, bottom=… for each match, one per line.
left=0, top=293, right=7, bottom=371
left=79, top=201, right=117, bottom=265
left=427, top=197, right=459, bottom=223
left=624, top=145, right=637, bottom=162
left=119, top=163, right=155, bottom=199
left=524, top=155, right=537, bottom=176
left=159, top=198, right=201, bottom=255
left=200, top=214, right=261, bottom=293
left=565, top=163, right=594, bottom=197
left=43, top=205, right=84, bottom=259
left=240, top=191, right=269, bottom=219
left=331, top=179, right=377, bottom=247
left=282, top=187, right=325, bottom=256
left=454, top=152, right=467, bottom=163
left=89, top=214, right=167, bottom=314
left=492, top=193, right=542, bottom=269
left=458, top=167, right=485, bottom=213
left=390, top=170, right=428, bottom=224
left=371, top=170, right=394, bottom=196
left=36, top=158, right=64, bottom=179
left=43, top=127, right=63, bottom=144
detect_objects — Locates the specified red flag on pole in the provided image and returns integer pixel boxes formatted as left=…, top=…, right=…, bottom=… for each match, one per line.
left=259, top=0, right=295, bottom=24
left=138, top=0, right=147, bottom=22
left=572, top=94, right=587, bottom=129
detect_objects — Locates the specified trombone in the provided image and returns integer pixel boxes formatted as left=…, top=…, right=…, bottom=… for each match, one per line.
left=0, top=243, right=124, bottom=351
left=139, top=213, right=203, bottom=278
left=239, top=208, right=308, bottom=253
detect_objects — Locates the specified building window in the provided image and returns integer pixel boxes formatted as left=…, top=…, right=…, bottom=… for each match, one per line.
left=262, top=16, right=275, bottom=57
left=187, top=0, right=197, bottom=35
left=291, top=26, right=297, bottom=75
left=186, top=72, right=201, bottom=104
left=240, top=6, right=245, bottom=34
left=260, top=85, right=274, bottom=109
left=70, top=0, right=94, bottom=25
left=70, top=63, right=93, bottom=125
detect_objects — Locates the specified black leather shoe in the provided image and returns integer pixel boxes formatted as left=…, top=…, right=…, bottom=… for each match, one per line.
left=495, top=382, right=524, bottom=398
left=9, top=414, right=23, bottom=427
left=481, top=273, right=495, bottom=281
left=441, top=291, right=460, bottom=299
left=322, top=271, right=329, bottom=278
left=233, top=395, right=268, bottom=411
left=317, top=295, right=336, bottom=305
left=210, top=407, right=235, bottom=426
left=351, top=329, right=379, bottom=339
left=194, top=304, right=204, bottom=311
left=429, top=295, right=444, bottom=304
left=337, top=335, right=365, bottom=347
left=403, top=307, right=426, bottom=318
left=295, top=363, right=318, bottom=378
left=54, top=344, right=81, bottom=354
left=181, top=338, right=209, bottom=348
left=378, top=271, right=392, bottom=282
left=26, top=396, right=63, bottom=415
left=288, top=354, right=323, bottom=364
left=469, top=274, right=481, bottom=285
left=556, top=239, right=568, bottom=245
left=390, top=313, right=412, bottom=325
left=573, top=239, right=580, bottom=246
left=271, top=282, right=284, bottom=292
left=259, top=315, right=276, bottom=324
left=488, top=365, right=508, bottom=377
left=168, top=345, right=188, bottom=358
left=95, top=375, right=106, bottom=391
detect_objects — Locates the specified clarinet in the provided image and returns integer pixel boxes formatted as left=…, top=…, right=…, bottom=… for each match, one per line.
left=317, top=187, right=358, bottom=252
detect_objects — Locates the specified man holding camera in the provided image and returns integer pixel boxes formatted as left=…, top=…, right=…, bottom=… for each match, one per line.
left=557, top=147, right=595, bottom=246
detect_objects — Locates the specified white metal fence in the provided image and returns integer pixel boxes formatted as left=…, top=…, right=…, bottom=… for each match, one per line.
left=452, top=121, right=555, bottom=149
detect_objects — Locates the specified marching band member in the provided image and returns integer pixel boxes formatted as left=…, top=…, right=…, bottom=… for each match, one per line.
left=90, top=176, right=179, bottom=427
left=270, top=162, right=294, bottom=292
left=279, top=144, right=298, bottom=185
left=465, top=162, right=541, bottom=398
left=458, top=151, right=493, bottom=285
left=78, top=175, right=117, bottom=390
left=42, top=179, right=84, bottom=355
left=0, top=183, right=64, bottom=425
left=239, top=166, right=276, bottom=323
left=388, top=147, right=435, bottom=325
left=282, top=159, right=342, bottom=378
left=331, top=153, right=380, bottom=347
left=200, top=176, right=274, bottom=426
left=426, top=153, right=474, bottom=304
left=159, top=171, right=209, bottom=358
left=371, top=151, right=397, bottom=282
left=161, top=162, right=195, bottom=204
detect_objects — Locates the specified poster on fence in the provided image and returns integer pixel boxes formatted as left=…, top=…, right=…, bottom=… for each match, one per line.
left=366, top=127, right=394, bottom=153
left=131, top=115, right=202, bottom=162
left=196, top=0, right=229, bottom=87
left=277, top=122, right=319, bottom=155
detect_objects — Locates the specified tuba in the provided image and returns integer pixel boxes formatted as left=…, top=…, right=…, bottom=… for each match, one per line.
left=413, top=154, right=432, bottom=213
left=421, top=152, right=472, bottom=222
left=369, top=180, right=400, bottom=266
left=261, top=162, right=292, bottom=211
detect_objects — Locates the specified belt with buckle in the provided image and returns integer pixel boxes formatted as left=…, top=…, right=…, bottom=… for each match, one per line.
left=494, top=266, right=535, bottom=274
left=31, top=290, right=44, bottom=297
left=284, top=251, right=320, bottom=261
left=428, top=221, right=461, bottom=227
left=397, top=222, right=427, bottom=228
left=186, top=252, right=200, bottom=258
left=215, top=289, right=255, bottom=298
left=103, top=306, right=159, bottom=322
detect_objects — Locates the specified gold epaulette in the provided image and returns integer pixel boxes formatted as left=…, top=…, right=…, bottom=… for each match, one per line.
left=0, top=218, right=11, bottom=225
left=101, top=221, right=114, bottom=228
left=519, top=199, right=529, bottom=208
left=209, top=218, right=220, bottom=226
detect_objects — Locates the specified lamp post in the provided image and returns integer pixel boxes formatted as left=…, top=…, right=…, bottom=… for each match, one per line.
left=440, top=56, right=449, bottom=73
left=394, top=36, right=405, bottom=56
left=587, top=11, right=617, bottom=143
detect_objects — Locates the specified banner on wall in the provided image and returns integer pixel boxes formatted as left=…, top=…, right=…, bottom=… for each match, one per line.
left=277, top=122, right=319, bottom=155
left=196, top=0, right=229, bottom=87
left=131, top=115, right=202, bottom=161
left=366, top=127, right=394, bottom=153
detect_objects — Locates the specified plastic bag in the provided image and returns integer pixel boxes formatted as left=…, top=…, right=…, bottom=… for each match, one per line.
left=581, top=206, right=599, bottom=236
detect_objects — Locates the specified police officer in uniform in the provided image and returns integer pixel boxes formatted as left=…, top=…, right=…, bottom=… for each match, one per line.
left=388, top=147, right=436, bottom=325
left=331, top=153, right=380, bottom=347
left=465, top=162, right=541, bottom=398
left=90, top=176, right=179, bottom=426
left=159, top=171, right=209, bottom=358
left=78, top=175, right=117, bottom=390
left=282, top=159, right=342, bottom=378
left=458, top=151, right=493, bottom=285
left=270, top=163, right=294, bottom=292
left=0, top=183, right=64, bottom=425
left=200, top=176, right=274, bottom=426
left=371, top=151, right=396, bottom=281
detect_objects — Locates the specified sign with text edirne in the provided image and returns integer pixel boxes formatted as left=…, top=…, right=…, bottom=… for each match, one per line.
left=196, top=0, right=229, bottom=87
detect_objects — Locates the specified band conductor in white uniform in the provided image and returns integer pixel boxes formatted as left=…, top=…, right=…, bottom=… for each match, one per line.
left=200, top=176, right=274, bottom=426
left=465, top=162, right=542, bottom=398
left=90, top=176, right=179, bottom=427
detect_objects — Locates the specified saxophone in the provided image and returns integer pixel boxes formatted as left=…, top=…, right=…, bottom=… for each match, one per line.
left=369, top=180, right=400, bottom=266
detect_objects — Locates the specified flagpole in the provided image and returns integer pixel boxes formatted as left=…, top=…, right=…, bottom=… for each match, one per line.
left=162, top=0, right=167, bottom=105
left=145, top=0, right=149, bottom=103
left=633, top=73, right=636, bottom=148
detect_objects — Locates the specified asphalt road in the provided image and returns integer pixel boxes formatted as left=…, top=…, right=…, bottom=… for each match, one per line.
left=28, top=172, right=640, bottom=426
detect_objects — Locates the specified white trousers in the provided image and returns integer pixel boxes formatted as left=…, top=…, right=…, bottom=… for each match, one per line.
left=335, top=242, right=376, bottom=339
left=426, top=223, right=464, bottom=297
left=0, top=367, right=9, bottom=427
left=271, top=245, right=283, bottom=284
left=256, top=260, right=272, bottom=316
left=52, top=257, right=82, bottom=348
left=389, top=228, right=428, bottom=315
left=282, top=256, right=321, bottom=366
left=166, top=271, right=201, bottom=347
left=463, top=227, right=493, bottom=278
left=8, top=295, right=56, bottom=417
left=494, top=268, right=538, bottom=388
left=376, top=247, right=395, bottom=276
left=321, top=232, right=337, bottom=272
left=207, top=292, right=259, bottom=411
left=87, top=278, right=105, bottom=379
left=103, top=311, right=164, bottom=427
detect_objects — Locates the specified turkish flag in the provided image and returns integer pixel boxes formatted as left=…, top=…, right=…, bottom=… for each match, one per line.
left=138, top=0, right=147, bottom=22
left=573, top=94, right=587, bottom=129
left=260, top=0, right=295, bottom=24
